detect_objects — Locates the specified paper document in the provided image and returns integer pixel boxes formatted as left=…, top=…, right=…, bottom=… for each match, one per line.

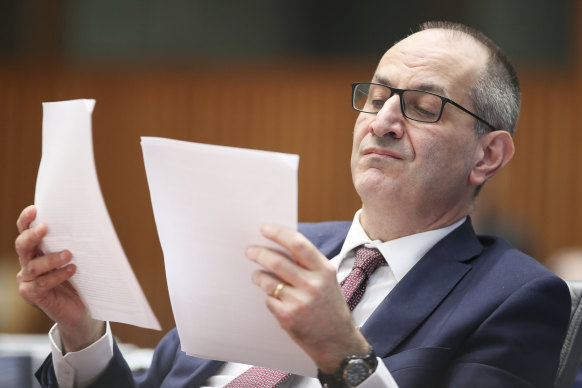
left=33, top=99, right=160, bottom=331
left=141, top=137, right=315, bottom=376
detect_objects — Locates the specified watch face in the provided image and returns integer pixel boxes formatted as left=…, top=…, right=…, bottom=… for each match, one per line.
left=344, top=360, right=371, bottom=386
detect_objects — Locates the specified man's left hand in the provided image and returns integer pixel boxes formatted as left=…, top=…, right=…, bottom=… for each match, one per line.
left=246, top=224, right=370, bottom=373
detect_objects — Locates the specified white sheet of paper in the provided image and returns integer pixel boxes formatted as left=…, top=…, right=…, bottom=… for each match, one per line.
left=33, top=99, right=160, bottom=331
left=140, top=137, right=316, bottom=376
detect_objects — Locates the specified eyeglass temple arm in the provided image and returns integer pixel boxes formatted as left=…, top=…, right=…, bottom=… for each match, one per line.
left=446, top=100, right=496, bottom=131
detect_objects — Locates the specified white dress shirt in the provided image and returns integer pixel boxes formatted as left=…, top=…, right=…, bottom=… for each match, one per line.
left=50, top=210, right=465, bottom=388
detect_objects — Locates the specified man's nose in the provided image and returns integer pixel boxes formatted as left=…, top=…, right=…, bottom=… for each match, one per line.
left=369, top=95, right=405, bottom=138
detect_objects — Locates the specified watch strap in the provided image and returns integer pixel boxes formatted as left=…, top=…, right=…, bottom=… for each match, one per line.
left=317, top=345, right=377, bottom=387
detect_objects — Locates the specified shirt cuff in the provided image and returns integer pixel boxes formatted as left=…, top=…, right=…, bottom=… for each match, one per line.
left=49, top=322, right=114, bottom=388
left=357, top=357, right=399, bottom=387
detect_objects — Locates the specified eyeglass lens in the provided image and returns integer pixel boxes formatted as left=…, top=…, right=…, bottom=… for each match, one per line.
left=353, top=83, right=443, bottom=123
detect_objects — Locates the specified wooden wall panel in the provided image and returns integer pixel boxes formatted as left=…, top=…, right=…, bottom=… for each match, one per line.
left=476, top=73, right=582, bottom=259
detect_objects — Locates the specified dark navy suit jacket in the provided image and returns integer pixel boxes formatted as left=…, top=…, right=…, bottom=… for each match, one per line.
left=37, top=219, right=571, bottom=387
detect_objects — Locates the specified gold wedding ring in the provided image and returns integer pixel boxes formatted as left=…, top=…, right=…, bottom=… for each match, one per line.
left=273, top=282, right=285, bottom=299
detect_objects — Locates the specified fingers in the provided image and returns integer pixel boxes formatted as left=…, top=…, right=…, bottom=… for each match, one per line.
left=18, top=263, right=76, bottom=306
left=15, top=205, right=44, bottom=267
left=259, top=225, right=325, bottom=271
left=17, top=250, right=74, bottom=306
left=247, top=224, right=337, bottom=290
left=17, top=250, right=72, bottom=283
left=251, top=270, right=289, bottom=323
left=247, top=246, right=303, bottom=286
left=17, top=205, right=37, bottom=234
left=251, top=268, right=288, bottom=298
left=15, top=223, right=47, bottom=266
left=272, top=282, right=285, bottom=299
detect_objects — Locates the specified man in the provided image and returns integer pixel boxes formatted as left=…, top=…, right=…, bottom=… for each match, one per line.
left=15, top=21, right=570, bottom=387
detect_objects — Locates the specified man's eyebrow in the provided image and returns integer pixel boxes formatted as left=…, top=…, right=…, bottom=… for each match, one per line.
left=372, top=75, right=390, bottom=85
left=372, top=76, right=448, bottom=97
left=414, top=83, right=447, bottom=97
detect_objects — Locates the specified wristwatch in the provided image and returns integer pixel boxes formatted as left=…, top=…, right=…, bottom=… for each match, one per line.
left=317, top=345, right=378, bottom=387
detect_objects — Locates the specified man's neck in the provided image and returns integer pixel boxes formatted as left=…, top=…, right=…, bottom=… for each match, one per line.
left=359, top=203, right=472, bottom=242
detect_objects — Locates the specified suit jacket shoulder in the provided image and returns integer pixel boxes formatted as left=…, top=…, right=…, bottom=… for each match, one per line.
left=362, top=218, right=571, bottom=387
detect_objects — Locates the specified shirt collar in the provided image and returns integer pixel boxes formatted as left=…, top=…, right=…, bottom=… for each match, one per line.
left=338, top=209, right=466, bottom=281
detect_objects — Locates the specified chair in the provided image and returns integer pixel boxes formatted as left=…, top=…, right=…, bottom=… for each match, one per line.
left=555, top=280, right=582, bottom=388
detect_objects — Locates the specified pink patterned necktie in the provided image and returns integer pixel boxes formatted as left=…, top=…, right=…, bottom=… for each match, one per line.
left=339, top=246, right=387, bottom=310
left=225, top=246, right=386, bottom=388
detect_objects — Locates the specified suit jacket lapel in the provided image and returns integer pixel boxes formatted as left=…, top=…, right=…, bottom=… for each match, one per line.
left=361, top=218, right=483, bottom=357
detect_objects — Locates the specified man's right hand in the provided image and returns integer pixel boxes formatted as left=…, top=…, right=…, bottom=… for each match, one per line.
left=15, top=205, right=105, bottom=353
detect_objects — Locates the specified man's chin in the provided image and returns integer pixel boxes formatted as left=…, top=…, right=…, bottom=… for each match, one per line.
left=354, top=169, right=399, bottom=197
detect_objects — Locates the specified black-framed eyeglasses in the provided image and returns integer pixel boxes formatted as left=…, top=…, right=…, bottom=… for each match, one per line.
left=352, top=82, right=496, bottom=131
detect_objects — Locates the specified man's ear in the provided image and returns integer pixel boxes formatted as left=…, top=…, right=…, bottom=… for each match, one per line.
left=469, top=131, right=515, bottom=186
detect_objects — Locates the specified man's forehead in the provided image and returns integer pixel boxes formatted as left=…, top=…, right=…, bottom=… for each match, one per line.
left=373, top=74, right=447, bottom=96
left=373, top=29, right=486, bottom=98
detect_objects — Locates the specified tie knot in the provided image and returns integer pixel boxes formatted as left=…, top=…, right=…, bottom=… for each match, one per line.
left=353, top=246, right=386, bottom=278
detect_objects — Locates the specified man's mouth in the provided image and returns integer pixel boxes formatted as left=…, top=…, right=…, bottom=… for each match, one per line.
left=363, top=147, right=403, bottom=160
